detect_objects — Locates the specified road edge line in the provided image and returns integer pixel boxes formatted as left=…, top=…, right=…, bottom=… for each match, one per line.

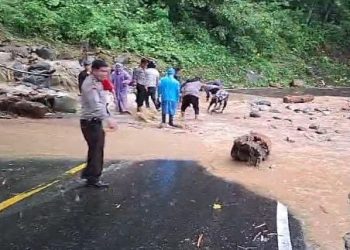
left=277, top=201, right=293, bottom=250
left=0, top=180, right=59, bottom=212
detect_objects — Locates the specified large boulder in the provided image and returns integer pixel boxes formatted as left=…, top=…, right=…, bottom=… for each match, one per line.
left=231, top=132, right=272, bottom=166
left=290, top=79, right=305, bottom=88
left=11, top=61, right=27, bottom=79
left=0, top=96, right=21, bottom=111
left=283, top=95, right=314, bottom=103
left=27, top=62, right=51, bottom=72
left=53, top=95, right=78, bottom=113
left=10, top=100, right=49, bottom=118
left=33, top=47, right=56, bottom=60
left=23, top=62, right=55, bottom=88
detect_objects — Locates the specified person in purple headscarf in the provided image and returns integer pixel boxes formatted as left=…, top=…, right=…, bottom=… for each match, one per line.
left=111, top=63, right=132, bottom=114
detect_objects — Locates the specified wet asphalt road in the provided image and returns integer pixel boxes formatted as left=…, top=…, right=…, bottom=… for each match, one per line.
left=0, top=159, right=305, bottom=250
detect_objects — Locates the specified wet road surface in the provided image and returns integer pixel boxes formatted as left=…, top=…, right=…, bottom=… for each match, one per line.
left=0, top=159, right=305, bottom=249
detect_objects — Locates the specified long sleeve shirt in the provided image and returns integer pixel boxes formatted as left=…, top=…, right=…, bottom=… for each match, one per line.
left=80, top=75, right=108, bottom=120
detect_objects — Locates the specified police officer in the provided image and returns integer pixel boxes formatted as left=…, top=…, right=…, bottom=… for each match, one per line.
left=80, top=60, right=116, bottom=188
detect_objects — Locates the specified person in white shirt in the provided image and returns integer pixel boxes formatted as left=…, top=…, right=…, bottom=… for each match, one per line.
left=145, top=61, right=160, bottom=110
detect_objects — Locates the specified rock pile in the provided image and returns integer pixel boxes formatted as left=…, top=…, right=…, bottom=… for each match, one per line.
left=231, top=132, right=271, bottom=166
left=0, top=85, right=78, bottom=118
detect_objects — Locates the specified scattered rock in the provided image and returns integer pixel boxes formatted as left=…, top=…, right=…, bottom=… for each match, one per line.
left=231, top=132, right=271, bottom=166
left=309, top=117, right=317, bottom=120
left=335, top=130, right=341, bottom=134
left=302, top=108, right=312, bottom=114
left=259, top=106, right=270, bottom=112
left=343, top=232, right=350, bottom=250
left=314, top=107, right=329, bottom=112
left=297, top=127, right=307, bottom=131
left=309, top=124, right=320, bottom=130
left=270, top=125, right=278, bottom=129
left=273, top=116, right=282, bottom=120
left=285, top=105, right=293, bottom=110
left=270, top=109, right=281, bottom=113
left=283, top=95, right=314, bottom=103
left=285, top=137, right=295, bottom=143
left=290, top=79, right=305, bottom=88
left=284, top=118, right=293, bottom=123
left=250, top=111, right=261, bottom=118
left=294, top=108, right=302, bottom=113
left=315, top=129, right=327, bottom=135
left=255, top=100, right=271, bottom=106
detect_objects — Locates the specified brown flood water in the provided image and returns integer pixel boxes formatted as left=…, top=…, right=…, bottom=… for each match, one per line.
left=0, top=87, right=349, bottom=249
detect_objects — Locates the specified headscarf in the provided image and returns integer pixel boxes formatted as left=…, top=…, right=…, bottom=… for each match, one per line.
left=115, top=63, right=123, bottom=70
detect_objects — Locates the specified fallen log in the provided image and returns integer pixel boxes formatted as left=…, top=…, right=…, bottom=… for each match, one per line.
left=283, top=95, right=314, bottom=103
left=231, top=132, right=271, bottom=167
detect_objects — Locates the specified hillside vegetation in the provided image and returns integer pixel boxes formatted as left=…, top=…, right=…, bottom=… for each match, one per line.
left=0, top=0, right=350, bottom=86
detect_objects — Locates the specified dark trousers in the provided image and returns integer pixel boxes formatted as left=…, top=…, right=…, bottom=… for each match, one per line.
left=80, top=119, right=105, bottom=183
left=136, top=83, right=147, bottom=108
left=146, top=86, right=159, bottom=109
left=162, top=114, right=174, bottom=126
left=181, top=95, right=199, bottom=115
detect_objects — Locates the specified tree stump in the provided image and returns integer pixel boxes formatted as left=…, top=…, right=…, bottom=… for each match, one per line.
left=231, top=132, right=271, bottom=166
left=283, top=95, right=314, bottom=103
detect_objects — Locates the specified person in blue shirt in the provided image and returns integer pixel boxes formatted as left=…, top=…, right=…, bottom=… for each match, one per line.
left=158, top=68, right=180, bottom=127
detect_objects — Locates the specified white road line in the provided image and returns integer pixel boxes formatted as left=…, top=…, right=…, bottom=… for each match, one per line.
left=277, top=202, right=293, bottom=250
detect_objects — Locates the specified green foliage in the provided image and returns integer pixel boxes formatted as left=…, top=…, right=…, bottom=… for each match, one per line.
left=0, top=0, right=349, bottom=86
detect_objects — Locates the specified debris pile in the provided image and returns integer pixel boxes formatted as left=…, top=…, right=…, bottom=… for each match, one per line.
left=0, top=84, right=77, bottom=118
left=231, top=132, right=271, bottom=166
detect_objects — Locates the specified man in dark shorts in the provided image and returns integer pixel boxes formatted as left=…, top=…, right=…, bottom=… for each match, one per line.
left=181, top=77, right=203, bottom=120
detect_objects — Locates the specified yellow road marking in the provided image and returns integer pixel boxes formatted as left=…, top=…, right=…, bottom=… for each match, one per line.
left=0, top=163, right=86, bottom=213
left=0, top=180, right=59, bottom=212
left=64, top=163, right=86, bottom=175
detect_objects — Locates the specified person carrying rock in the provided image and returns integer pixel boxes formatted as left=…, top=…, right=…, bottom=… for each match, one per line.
left=180, top=77, right=203, bottom=120
left=158, top=68, right=181, bottom=128
left=112, top=63, right=132, bottom=114
left=80, top=60, right=117, bottom=188
left=203, top=83, right=222, bottom=102
left=78, top=60, right=92, bottom=93
left=133, top=58, right=148, bottom=112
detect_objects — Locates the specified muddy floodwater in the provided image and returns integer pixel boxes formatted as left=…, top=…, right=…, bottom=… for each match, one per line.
left=0, top=87, right=349, bottom=249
